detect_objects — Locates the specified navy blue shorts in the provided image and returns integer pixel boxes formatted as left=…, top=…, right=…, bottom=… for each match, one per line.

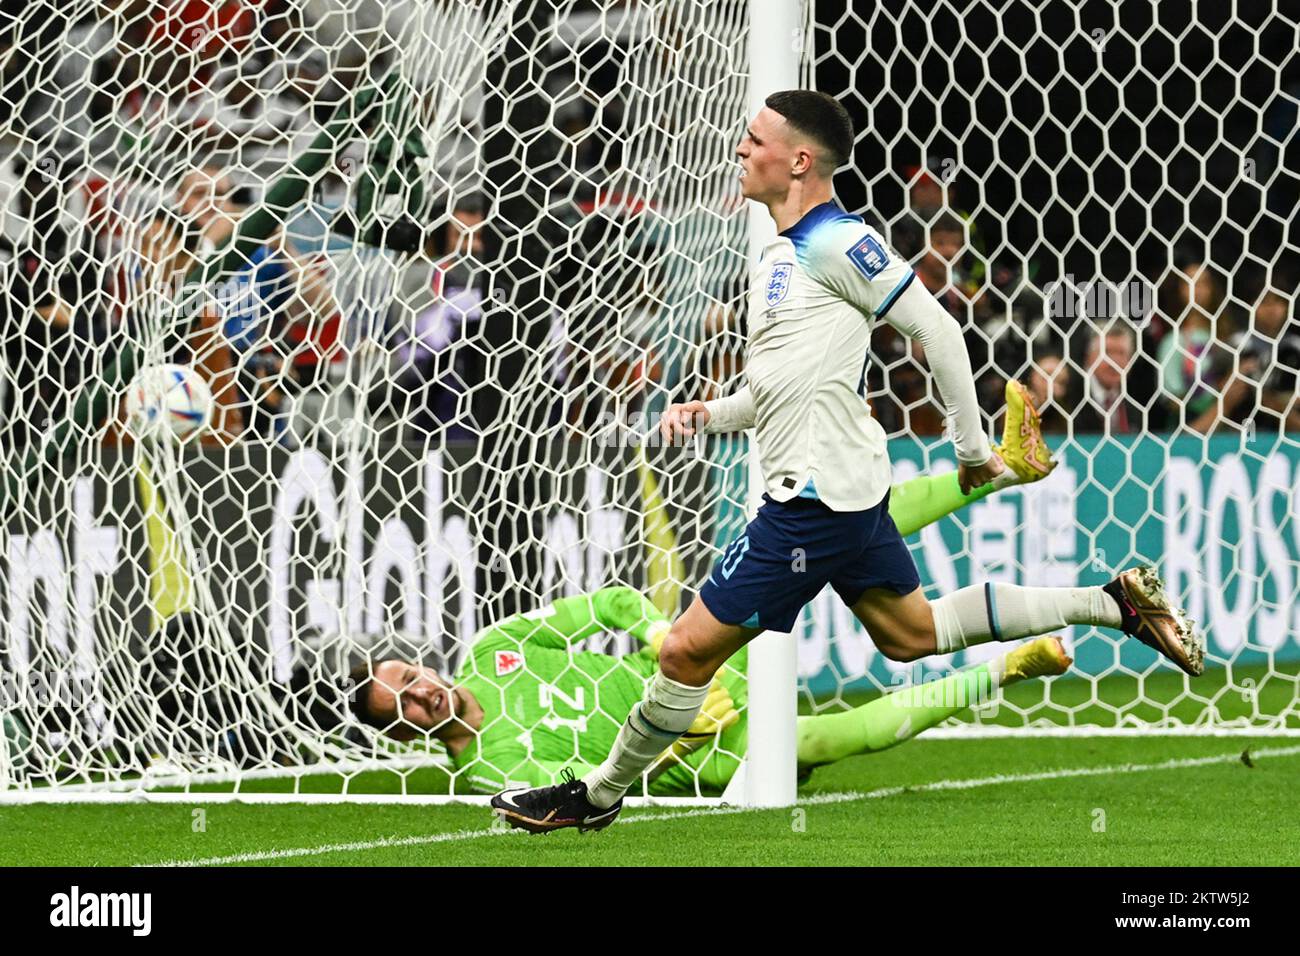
left=699, top=490, right=921, bottom=633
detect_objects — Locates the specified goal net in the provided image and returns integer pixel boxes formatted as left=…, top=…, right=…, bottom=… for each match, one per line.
left=799, top=1, right=1300, bottom=737
left=0, top=0, right=1296, bottom=803
left=1, top=0, right=754, bottom=801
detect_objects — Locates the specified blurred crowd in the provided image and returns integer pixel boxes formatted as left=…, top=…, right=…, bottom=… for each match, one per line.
left=655, top=163, right=1300, bottom=446
left=0, top=151, right=491, bottom=451
left=0, top=0, right=454, bottom=451
left=862, top=166, right=1300, bottom=440
left=2, top=2, right=1297, bottom=460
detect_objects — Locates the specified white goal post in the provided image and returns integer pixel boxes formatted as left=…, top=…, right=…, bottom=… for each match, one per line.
left=1, top=0, right=1297, bottom=805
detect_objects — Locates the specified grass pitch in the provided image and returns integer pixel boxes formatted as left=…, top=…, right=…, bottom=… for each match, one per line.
left=2, top=733, right=1296, bottom=867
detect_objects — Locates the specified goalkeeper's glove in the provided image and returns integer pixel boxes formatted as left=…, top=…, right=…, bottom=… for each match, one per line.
left=647, top=620, right=671, bottom=658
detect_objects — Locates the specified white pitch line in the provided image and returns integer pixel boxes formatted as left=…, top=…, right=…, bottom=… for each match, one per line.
left=143, top=744, right=1300, bottom=867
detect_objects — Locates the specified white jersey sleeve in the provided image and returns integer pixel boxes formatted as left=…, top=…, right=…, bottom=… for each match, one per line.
left=880, top=282, right=992, bottom=464
left=701, top=384, right=756, bottom=434
left=804, top=220, right=993, bottom=466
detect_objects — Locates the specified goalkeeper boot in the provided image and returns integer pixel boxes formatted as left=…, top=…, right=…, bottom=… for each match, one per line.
left=491, top=768, right=622, bottom=835
left=1003, top=636, right=1073, bottom=682
left=1103, top=567, right=1206, bottom=677
left=993, top=379, right=1057, bottom=484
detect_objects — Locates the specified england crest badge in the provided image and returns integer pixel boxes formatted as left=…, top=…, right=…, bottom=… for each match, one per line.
left=765, top=261, right=794, bottom=306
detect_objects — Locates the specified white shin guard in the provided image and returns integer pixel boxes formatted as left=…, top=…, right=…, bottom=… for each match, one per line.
left=582, top=670, right=710, bottom=809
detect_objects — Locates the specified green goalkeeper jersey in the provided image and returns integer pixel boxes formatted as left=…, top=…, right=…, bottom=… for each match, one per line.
left=451, top=587, right=748, bottom=797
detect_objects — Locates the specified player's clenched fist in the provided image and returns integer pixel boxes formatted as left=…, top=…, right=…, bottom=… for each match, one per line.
left=958, top=453, right=1006, bottom=495
left=659, top=400, right=711, bottom=445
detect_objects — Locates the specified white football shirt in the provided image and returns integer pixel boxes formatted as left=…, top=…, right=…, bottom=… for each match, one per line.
left=702, top=201, right=991, bottom=512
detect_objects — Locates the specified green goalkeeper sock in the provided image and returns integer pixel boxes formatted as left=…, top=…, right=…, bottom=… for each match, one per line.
left=887, top=471, right=1011, bottom=538
left=795, top=663, right=999, bottom=767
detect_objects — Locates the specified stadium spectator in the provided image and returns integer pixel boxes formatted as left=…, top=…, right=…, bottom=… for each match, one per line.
left=1073, top=325, right=1149, bottom=434
left=687, top=305, right=744, bottom=405
left=135, top=207, right=197, bottom=293
left=915, top=213, right=1011, bottom=419
left=1026, top=350, right=1071, bottom=435
left=914, top=213, right=977, bottom=315
left=661, top=315, right=729, bottom=428
left=1231, top=286, right=1300, bottom=434
left=387, top=201, right=488, bottom=443
left=1, top=251, right=108, bottom=449
left=587, top=271, right=668, bottom=425
left=870, top=326, right=946, bottom=438
left=1153, top=259, right=1252, bottom=434
left=280, top=254, right=344, bottom=390
left=207, top=214, right=339, bottom=445
left=893, top=163, right=990, bottom=288
left=116, top=208, right=244, bottom=444
left=253, top=235, right=349, bottom=446
left=869, top=213, right=976, bottom=438
left=124, top=207, right=188, bottom=308
left=177, top=166, right=241, bottom=254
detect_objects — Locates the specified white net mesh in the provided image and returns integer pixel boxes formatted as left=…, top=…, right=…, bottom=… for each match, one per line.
left=0, top=0, right=755, bottom=798
left=798, top=1, right=1300, bottom=734
left=0, top=0, right=1297, bottom=801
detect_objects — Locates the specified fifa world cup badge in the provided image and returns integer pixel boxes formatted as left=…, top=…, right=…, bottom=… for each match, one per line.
left=847, top=235, right=889, bottom=279
left=765, top=261, right=794, bottom=306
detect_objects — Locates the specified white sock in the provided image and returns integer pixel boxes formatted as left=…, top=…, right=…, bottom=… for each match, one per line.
left=583, top=670, right=710, bottom=809
left=933, top=582, right=1121, bottom=654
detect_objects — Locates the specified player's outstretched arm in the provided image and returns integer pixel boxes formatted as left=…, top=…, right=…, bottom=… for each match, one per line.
left=490, top=587, right=670, bottom=650
left=587, top=586, right=671, bottom=649
left=795, top=637, right=1071, bottom=772
left=882, top=282, right=999, bottom=492
left=887, top=379, right=1059, bottom=537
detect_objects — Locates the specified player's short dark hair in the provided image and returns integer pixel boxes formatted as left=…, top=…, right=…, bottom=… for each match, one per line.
left=764, top=90, right=854, bottom=174
left=346, top=660, right=388, bottom=729
left=1095, top=321, right=1137, bottom=348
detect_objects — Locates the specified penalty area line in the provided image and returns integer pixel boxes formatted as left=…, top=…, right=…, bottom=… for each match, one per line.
left=141, top=744, right=1300, bottom=867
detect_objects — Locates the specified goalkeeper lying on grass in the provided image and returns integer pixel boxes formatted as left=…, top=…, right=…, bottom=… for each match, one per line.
left=346, top=383, right=1067, bottom=796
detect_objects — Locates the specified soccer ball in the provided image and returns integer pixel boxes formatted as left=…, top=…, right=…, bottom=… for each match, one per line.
left=124, top=364, right=214, bottom=442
